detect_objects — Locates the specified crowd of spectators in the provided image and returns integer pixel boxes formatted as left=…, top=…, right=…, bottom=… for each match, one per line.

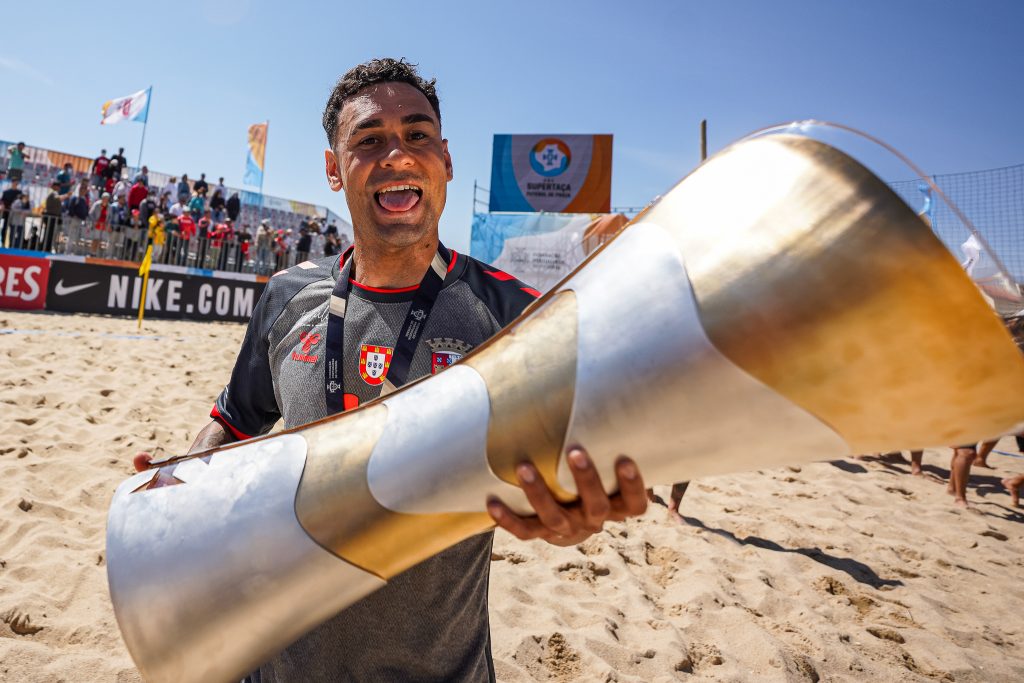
left=0, top=143, right=350, bottom=275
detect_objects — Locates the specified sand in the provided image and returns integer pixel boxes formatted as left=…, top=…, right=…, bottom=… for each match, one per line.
left=1, top=309, right=1022, bottom=682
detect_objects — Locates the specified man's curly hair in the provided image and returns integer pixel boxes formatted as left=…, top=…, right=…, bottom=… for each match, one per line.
left=322, top=58, right=441, bottom=149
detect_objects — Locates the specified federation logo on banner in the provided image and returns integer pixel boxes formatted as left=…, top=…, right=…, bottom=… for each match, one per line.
left=359, top=344, right=393, bottom=385
left=529, top=138, right=571, bottom=177
left=489, top=134, right=612, bottom=213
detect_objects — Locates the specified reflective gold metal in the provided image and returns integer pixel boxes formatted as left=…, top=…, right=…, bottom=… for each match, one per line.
left=296, top=403, right=492, bottom=579
left=645, top=135, right=1024, bottom=451
left=465, top=290, right=579, bottom=503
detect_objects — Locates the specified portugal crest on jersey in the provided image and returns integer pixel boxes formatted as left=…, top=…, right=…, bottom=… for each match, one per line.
left=359, top=344, right=393, bottom=385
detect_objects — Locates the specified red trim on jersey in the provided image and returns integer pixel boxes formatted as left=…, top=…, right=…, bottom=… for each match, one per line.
left=210, top=405, right=253, bottom=440
left=483, top=269, right=516, bottom=281
left=521, top=287, right=541, bottom=297
left=350, top=251, right=457, bottom=292
left=350, top=279, right=421, bottom=294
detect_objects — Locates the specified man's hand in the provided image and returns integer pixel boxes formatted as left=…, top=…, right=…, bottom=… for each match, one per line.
left=133, top=453, right=154, bottom=472
left=487, top=447, right=648, bottom=547
left=131, top=420, right=237, bottom=473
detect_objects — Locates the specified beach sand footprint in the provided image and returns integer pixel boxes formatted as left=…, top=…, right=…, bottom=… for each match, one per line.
left=3, top=609, right=44, bottom=636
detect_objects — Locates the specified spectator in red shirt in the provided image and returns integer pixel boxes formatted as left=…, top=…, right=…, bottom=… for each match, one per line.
left=91, top=149, right=109, bottom=189
left=175, top=212, right=196, bottom=267
left=127, top=178, right=148, bottom=211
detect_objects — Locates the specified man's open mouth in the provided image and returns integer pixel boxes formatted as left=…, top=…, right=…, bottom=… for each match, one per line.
left=375, top=184, right=423, bottom=213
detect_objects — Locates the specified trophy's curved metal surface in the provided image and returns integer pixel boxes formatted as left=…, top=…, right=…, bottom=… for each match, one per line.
left=106, top=134, right=1024, bottom=682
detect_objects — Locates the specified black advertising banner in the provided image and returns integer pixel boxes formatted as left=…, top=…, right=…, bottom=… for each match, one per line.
left=46, top=259, right=266, bottom=323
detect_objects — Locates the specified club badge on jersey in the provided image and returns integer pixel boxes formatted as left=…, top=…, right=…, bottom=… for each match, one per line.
left=427, top=337, right=472, bottom=374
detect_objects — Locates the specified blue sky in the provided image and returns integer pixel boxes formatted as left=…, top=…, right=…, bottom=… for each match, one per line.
left=2, top=0, right=1022, bottom=252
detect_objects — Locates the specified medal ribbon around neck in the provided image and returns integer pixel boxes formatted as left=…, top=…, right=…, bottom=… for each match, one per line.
left=325, top=243, right=451, bottom=412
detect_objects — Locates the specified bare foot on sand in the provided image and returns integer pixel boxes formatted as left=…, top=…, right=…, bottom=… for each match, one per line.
left=666, top=482, right=690, bottom=524
left=1001, top=477, right=1022, bottom=508
left=909, top=451, right=923, bottom=476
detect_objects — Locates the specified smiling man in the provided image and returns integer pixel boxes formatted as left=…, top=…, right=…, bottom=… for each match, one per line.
left=137, top=58, right=648, bottom=682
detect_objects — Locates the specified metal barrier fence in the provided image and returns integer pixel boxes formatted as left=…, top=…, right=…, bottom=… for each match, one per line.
left=0, top=209, right=309, bottom=275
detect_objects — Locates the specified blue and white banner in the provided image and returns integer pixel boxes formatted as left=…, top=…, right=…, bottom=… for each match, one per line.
left=471, top=212, right=626, bottom=292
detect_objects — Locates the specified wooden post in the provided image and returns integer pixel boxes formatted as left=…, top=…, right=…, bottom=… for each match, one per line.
left=700, top=119, right=707, bottom=162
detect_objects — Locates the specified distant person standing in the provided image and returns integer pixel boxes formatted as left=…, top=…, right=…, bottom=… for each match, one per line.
left=91, top=149, right=109, bottom=188
left=1, top=178, right=21, bottom=248
left=295, top=224, right=311, bottom=263
left=104, top=160, right=121, bottom=194
left=64, top=183, right=90, bottom=220
left=235, top=224, right=251, bottom=272
left=56, top=162, right=75, bottom=195
left=215, top=176, right=227, bottom=199
left=6, top=141, right=27, bottom=182
left=188, top=189, right=205, bottom=222
left=209, top=189, right=226, bottom=223
left=42, top=181, right=63, bottom=252
left=110, top=147, right=128, bottom=173
left=135, top=165, right=150, bottom=188
left=127, top=177, right=148, bottom=212
left=177, top=174, right=191, bottom=204
left=163, top=176, right=178, bottom=204
left=324, top=220, right=339, bottom=256
left=255, top=219, right=273, bottom=274
left=226, top=192, right=241, bottom=222
left=64, top=183, right=91, bottom=254
left=308, top=220, right=325, bottom=259
left=176, top=211, right=196, bottom=266
left=148, top=210, right=167, bottom=264
left=87, top=192, right=111, bottom=257
left=193, top=172, right=209, bottom=196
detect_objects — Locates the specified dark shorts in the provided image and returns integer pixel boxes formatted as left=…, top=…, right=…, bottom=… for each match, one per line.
left=7, top=168, right=23, bottom=182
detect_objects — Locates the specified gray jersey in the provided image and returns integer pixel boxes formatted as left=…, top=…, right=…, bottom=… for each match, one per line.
left=214, top=248, right=537, bottom=682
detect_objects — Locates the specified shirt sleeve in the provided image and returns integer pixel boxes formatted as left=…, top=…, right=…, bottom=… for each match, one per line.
left=211, top=287, right=282, bottom=439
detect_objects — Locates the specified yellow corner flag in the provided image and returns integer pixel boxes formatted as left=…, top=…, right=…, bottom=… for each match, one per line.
left=137, top=245, right=153, bottom=330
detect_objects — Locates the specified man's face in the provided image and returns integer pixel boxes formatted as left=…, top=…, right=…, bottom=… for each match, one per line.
left=325, top=82, right=452, bottom=249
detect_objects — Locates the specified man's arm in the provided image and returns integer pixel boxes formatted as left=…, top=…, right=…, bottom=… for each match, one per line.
left=133, top=419, right=238, bottom=472
left=187, top=419, right=239, bottom=453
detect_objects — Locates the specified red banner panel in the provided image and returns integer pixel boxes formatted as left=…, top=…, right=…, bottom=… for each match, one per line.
left=0, top=253, right=50, bottom=310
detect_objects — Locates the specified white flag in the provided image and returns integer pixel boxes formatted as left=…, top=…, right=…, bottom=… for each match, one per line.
left=101, top=87, right=151, bottom=125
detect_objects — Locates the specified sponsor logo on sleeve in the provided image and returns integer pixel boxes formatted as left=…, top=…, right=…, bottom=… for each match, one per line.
left=291, top=330, right=322, bottom=363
